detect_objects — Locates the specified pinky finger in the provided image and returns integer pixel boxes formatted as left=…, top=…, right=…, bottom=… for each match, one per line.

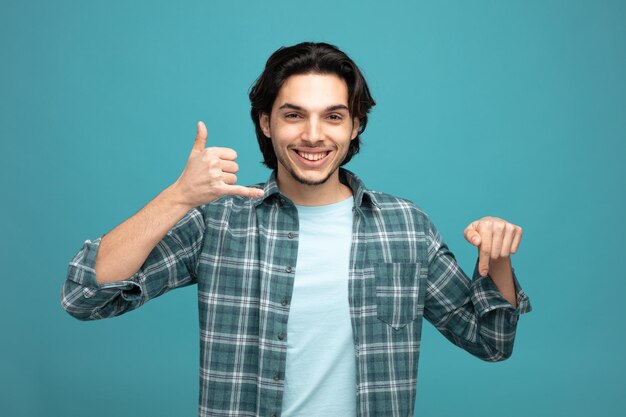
left=224, top=184, right=264, bottom=198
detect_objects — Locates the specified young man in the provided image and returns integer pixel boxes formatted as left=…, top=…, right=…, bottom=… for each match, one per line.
left=62, top=42, right=531, bottom=417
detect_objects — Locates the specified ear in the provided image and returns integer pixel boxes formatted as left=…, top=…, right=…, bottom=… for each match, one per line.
left=351, top=117, right=360, bottom=140
left=259, top=113, right=271, bottom=138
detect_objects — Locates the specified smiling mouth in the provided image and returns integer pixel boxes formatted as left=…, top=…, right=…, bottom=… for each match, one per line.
left=294, top=150, right=331, bottom=161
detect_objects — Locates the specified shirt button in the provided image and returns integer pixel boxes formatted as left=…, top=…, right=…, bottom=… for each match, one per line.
left=273, top=372, right=280, bottom=381
left=281, top=298, right=289, bottom=306
left=285, top=266, right=293, bottom=273
left=278, top=332, right=285, bottom=340
left=287, top=232, right=294, bottom=239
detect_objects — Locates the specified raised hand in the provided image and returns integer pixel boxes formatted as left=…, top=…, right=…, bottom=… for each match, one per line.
left=463, top=216, right=523, bottom=277
left=172, top=121, right=264, bottom=209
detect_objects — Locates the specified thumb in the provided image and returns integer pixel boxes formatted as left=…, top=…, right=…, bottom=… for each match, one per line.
left=464, top=223, right=482, bottom=247
left=192, top=121, right=207, bottom=152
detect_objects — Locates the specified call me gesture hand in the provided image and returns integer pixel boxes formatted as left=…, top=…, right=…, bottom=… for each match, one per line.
left=171, top=121, right=264, bottom=209
left=94, top=122, right=263, bottom=284
left=463, top=216, right=523, bottom=308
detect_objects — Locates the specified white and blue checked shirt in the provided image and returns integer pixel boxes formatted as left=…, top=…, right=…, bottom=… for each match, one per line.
left=62, top=168, right=531, bottom=417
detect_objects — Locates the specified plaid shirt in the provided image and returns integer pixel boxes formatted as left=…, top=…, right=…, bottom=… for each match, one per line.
left=62, top=169, right=531, bottom=417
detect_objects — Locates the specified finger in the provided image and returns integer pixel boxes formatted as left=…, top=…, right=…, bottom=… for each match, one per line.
left=500, top=223, right=515, bottom=258
left=464, top=223, right=482, bottom=247
left=511, top=226, right=523, bottom=253
left=478, top=227, right=492, bottom=276
left=490, top=222, right=505, bottom=259
left=209, top=147, right=238, bottom=161
left=192, top=121, right=207, bottom=152
left=220, top=160, right=239, bottom=174
left=222, top=184, right=264, bottom=198
left=222, top=172, right=237, bottom=185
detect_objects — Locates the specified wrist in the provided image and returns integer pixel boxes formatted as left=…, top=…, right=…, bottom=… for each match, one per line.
left=161, top=182, right=195, bottom=214
left=487, top=257, right=517, bottom=308
left=489, top=256, right=511, bottom=268
left=489, top=256, right=512, bottom=278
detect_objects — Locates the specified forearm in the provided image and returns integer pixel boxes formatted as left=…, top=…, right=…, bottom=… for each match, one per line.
left=431, top=261, right=527, bottom=362
left=95, top=184, right=193, bottom=283
left=425, top=218, right=531, bottom=362
left=488, top=257, right=517, bottom=308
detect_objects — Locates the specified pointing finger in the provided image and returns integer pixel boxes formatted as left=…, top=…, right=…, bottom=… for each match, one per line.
left=209, top=147, right=238, bottom=161
left=478, top=226, right=492, bottom=276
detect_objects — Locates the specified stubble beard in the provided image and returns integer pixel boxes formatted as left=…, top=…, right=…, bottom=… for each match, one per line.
left=276, top=149, right=345, bottom=186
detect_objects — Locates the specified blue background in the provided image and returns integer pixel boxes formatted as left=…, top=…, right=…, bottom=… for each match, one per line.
left=2, top=1, right=624, bottom=416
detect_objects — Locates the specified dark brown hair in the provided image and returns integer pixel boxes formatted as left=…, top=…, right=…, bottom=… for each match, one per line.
left=249, top=42, right=376, bottom=169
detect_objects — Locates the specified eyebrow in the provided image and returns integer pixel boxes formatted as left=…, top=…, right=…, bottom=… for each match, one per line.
left=278, top=103, right=350, bottom=112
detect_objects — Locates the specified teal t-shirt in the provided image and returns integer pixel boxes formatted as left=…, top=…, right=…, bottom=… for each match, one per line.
left=281, top=196, right=356, bottom=417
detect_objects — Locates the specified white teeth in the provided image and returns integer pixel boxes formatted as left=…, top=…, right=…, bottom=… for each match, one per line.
left=298, top=151, right=327, bottom=161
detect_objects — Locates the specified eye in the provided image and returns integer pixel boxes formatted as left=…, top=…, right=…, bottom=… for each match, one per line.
left=284, top=113, right=301, bottom=119
left=327, top=114, right=343, bottom=121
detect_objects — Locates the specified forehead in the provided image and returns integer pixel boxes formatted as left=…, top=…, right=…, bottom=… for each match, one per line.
left=273, top=73, right=349, bottom=110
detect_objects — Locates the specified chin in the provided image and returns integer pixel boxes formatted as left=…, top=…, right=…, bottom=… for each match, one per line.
left=292, top=171, right=334, bottom=186
left=284, top=165, right=338, bottom=186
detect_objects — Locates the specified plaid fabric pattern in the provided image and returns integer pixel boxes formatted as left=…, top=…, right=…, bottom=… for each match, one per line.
left=62, top=169, right=531, bottom=417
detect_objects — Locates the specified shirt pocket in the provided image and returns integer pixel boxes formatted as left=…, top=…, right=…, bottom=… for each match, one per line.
left=374, top=262, right=425, bottom=330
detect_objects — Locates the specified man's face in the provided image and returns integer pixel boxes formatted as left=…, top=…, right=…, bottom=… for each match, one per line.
left=260, top=73, right=359, bottom=187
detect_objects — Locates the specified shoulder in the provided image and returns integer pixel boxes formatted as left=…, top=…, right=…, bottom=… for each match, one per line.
left=362, top=190, right=442, bottom=260
left=363, top=189, right=438, bottom=236
left=345, top=169, right=431, bottom=225
left=367, top=190, right=429, bottom=219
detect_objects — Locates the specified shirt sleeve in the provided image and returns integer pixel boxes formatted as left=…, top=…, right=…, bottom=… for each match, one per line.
left=60, top=207, right=206, bottom=321
left=422, top=219, right=531, bottom=362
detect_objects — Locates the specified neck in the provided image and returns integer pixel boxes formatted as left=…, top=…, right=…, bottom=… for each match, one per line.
left=276, top=168, right=353, bottom=206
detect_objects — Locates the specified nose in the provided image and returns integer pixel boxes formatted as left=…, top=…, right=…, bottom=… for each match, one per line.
left=301, top=117, right=322, bottom=143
